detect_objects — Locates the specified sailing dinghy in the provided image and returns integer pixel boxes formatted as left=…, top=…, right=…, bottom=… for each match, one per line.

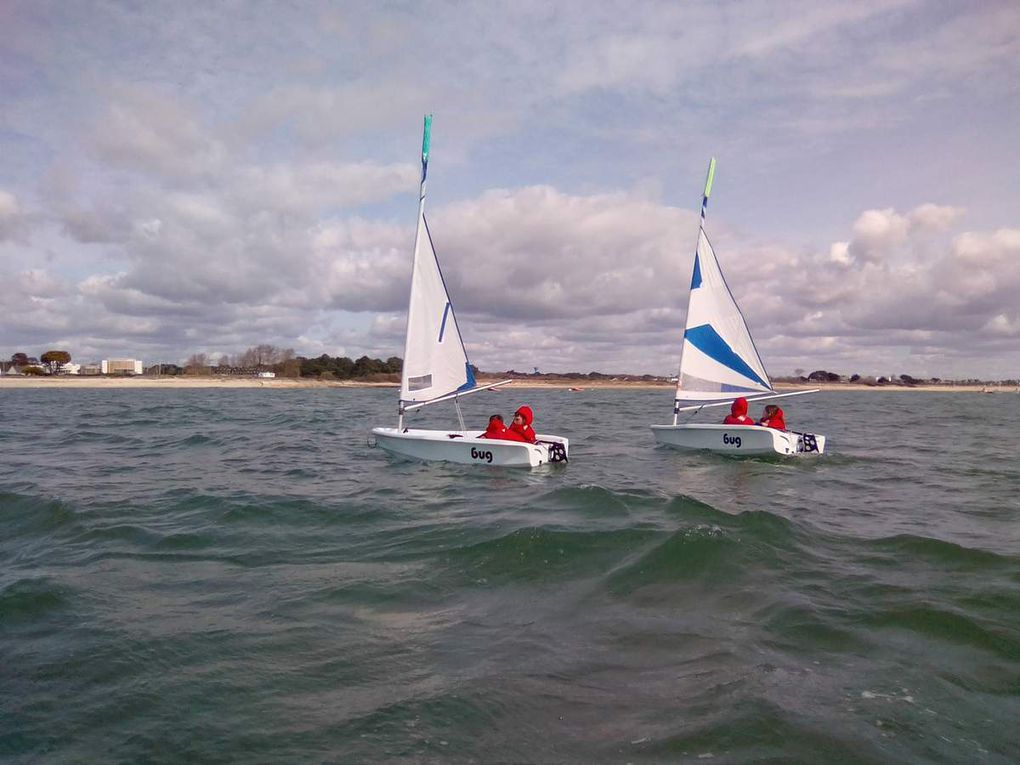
left=371, top=116, right=569, bottom=468
left=650, top=159, right=826, bottom=456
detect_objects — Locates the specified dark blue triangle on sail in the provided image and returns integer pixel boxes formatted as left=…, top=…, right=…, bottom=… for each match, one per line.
left=691, top=252, right=702, bottom=289
left=456, top=362, right=477, bottom=393
left=684, top=324, right=770, bottom=389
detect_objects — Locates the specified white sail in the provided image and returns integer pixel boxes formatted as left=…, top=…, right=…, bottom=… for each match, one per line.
left=673, top=160, right=773, bottom=410
left=399, top=116, right=477, bottom=407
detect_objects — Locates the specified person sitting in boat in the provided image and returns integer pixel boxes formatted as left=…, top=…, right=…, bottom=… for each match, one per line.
left=723, top=397, right=756, bottom=426
left=479, top=414, right=507, bottom=439
left=757, top=404, right=787, bottom=430
left=508, top=405, right=538, bottom=443
left=479, top=413, right=529, bottom=442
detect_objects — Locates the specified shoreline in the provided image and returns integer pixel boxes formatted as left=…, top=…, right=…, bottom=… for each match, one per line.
left=1, top=376, right=1016, bottom=393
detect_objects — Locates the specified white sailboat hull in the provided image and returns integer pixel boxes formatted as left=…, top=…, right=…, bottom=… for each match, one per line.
left=371, top=427, right=569, bottom=468
left=650, top=424, right=825, bottom=456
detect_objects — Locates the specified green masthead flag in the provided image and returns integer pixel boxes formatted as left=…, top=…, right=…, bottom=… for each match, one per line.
left=422, top=114, right=433, bottom=163
left=704, top=157, right=716, bottom=199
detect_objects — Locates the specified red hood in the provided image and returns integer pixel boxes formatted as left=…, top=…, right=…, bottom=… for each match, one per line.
left=730, top=398, right=748, bottom=418
left=483, top=419, right=506, bottom=437
left=515, top=406, right=534, bottom=427
left=770, top=408, right=786, bottom=429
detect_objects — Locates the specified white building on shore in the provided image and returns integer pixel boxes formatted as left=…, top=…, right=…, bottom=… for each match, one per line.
left=101, top=359, right=144, bottom=375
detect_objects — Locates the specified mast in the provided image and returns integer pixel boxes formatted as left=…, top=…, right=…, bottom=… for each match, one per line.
left=673, top=157, right=716, bottom=426
left=398, top=114, right=433, bottom=429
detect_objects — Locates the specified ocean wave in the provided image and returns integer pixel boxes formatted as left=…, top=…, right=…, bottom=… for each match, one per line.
left=863, top=534, right=1015, bottom=569
left=0, top=491, right=79, bottom=538
left=442, top=525, right=658, bottom=585
left=861, top=604, right=1020, bottom=661
left=63, top=429, right=144, bottom=446
left=605, top=511, right=800, bottom=595
left=0, top=577, right=74, bottom=624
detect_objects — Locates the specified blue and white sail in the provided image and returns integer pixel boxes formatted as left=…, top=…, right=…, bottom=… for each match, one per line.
left=673, top=159, right=775, bottom=411
left=399, top=115, right=478, bottom=412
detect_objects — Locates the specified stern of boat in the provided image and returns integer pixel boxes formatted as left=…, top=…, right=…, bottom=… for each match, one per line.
left=794, top=431, right=826, bottom=454
left=536, top=434, right=569, bottom=464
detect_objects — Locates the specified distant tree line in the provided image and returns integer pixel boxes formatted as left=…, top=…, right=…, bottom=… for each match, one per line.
left=183, top=345, right=300, bottom=376
left=773, top=370, right=1020, bottom=386
left=145, top=363, right=184, bottom=376
left=299, top=354, right=402, bottom=380
left=171, top=349, right=403, bottom=381
left=499, top=369, right=661, bottom=382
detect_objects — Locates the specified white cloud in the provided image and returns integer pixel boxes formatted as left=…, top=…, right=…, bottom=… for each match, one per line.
left=0, top=190, right=20, bottom=218
left=14, top=268, right=68, bottom=299
left=92, top=85, right=227, bottom=182
left=428, top=186, right=694, bottom=320
left=233, top=161, right=418, bottom=213
left=982, top=313, right=1020, bottom=338
left=556, top=32, right=695, bottom=95
left=732, top=1, right=914, bottom=59
left=1, top=2, right=1018, bottom=376
left=5, top=180, right=1020, bottom=377
left=909, top=203, right=964, bottom=231
left=829, top=241, right=851, bottom=266
left=848, top=208, right=911, bottom=262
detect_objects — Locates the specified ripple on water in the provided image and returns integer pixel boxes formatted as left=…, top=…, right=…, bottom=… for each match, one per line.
left=2, top=388, right=1019, bottom=763
left=0, top=577, right=75, bottom=625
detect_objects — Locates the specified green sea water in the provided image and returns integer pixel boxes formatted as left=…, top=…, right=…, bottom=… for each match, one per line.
left=1, top=388, right=1018, bottom=763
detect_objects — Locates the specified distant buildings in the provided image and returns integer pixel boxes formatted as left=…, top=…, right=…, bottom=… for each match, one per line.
left=101, top=359, right=144, bottom=375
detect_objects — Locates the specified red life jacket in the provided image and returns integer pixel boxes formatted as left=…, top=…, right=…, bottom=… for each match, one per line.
left=759, top=407, right=787, bottom=430
left=479, top=418, right=507, bottom=439
left=508, top=405, right=538, bottom=442
left=723, top=397, right=756, bottom=426
left=481, top=416, right=528, bottom=442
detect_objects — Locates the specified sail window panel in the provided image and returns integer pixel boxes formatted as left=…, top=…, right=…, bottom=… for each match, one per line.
left=407, top=374, right=433, bottom=391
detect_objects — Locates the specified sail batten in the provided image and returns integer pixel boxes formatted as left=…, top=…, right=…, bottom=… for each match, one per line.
left=398, top=116, right=477, bottom=410
left=672, top=161, right=774, bottom=411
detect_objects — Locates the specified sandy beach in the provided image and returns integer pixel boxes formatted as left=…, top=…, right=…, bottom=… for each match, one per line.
left=0, top=375, right=390, bottom=389
left=1, top=375, right=1014, bottom=393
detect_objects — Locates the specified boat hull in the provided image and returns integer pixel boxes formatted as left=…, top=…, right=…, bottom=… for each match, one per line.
left=650, top=424, right=825, bottom=456
left=370, top=428, right=569, bottom=468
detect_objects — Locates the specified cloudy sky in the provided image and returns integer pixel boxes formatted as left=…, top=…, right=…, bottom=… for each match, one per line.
left=2, top=1, right=1019, bottom=378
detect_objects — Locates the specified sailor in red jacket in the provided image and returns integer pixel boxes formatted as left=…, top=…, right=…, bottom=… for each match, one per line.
left=479, top=414, right=507, bottom=439
left=723, top=397, right=756, bottom=425
left=757, top=404, right=787, bottom=430
left=479, top=413, right=528, bottom=442
left=508, top=405, right=538, bottom=443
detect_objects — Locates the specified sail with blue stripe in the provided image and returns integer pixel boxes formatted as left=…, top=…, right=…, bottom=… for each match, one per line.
left=673, top=163, right=774, bottom=409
